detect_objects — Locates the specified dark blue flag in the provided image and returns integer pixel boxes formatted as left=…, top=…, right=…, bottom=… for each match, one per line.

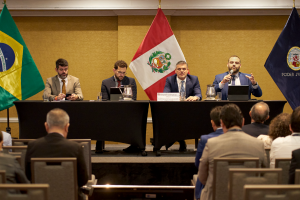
left=265, top=7, right=300, bottom=110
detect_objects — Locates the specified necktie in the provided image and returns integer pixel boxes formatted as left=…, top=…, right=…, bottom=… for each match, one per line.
left=62, top=80, right=66, bottom=94
left=232, top=76, right=235, bottom=86
left=180, top=80, right=185, bottom=96
left=117, top=81, right=121, bottom=87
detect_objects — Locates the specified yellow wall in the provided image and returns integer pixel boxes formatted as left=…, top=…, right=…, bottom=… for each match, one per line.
left=0, top=15, right=293, bottom=144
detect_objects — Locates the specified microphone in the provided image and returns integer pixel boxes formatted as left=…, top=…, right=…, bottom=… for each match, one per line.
left=228, top=70, right=233, bottom=84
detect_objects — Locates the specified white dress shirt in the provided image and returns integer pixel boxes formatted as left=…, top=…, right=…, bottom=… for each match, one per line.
left=1, top=131, right=12, bottom=146
left=269, top=133, right=300, bottom=168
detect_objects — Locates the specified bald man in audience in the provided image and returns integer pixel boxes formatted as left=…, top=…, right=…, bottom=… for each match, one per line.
left=198, top=104, right=266, bottom=200
left=0, top=131, right=30, bottom=185
left=25, top=108, right=88, bottom=200
left=242, top=102, right=270, bottom=137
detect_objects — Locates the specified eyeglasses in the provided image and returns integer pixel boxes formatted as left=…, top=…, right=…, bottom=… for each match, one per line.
left=117, top=71, right=127, bottom=75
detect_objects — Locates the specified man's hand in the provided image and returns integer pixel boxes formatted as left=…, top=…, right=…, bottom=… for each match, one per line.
left=67, top=93, right=79, bottom=101
left=221, top=74, right=232, bottom=84
left=186, top=96, right=199, bottom=101
left=56, top=93, right=66, bottom=100
left=245, top=73, right=257, bottom=85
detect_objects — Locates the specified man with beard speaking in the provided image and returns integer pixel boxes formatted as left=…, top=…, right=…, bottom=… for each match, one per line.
left=213, top=55, right=262, bottom=100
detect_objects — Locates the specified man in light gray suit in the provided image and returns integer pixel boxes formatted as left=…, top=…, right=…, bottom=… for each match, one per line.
left=43, top=58, right=83, bottom=101
left=198, top=103, right=266, bottom=200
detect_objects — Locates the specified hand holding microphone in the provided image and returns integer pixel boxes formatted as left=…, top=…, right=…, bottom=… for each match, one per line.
left=222, top=70, right=233, bottom=84
left=228, top=69, right=233, bottom=84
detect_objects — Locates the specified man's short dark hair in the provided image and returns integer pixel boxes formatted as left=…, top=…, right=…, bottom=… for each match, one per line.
left=114, top=60, right=128, bottom=69
left=210, top=106, right=222, bottom=127
left=228, top=55, right=241, bottom=63
left=291, top=106, right=300, bottom=132
left=176, top=60, right=188, bottom=68
left=250, top=102, right=270, bottom=123
left=220, top=104, right=243, bottom=129
left=56, top=58, right=68, bottom=69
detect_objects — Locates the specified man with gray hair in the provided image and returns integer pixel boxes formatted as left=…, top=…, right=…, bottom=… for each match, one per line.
left=242, top=102, right=270, bottom=137
left=25, top=108, right=88, bottom=200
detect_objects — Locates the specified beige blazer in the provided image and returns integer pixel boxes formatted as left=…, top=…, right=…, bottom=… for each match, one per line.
left=43, top=75, right=83, bottom=101
left=198, top=130, right=267, bottom=200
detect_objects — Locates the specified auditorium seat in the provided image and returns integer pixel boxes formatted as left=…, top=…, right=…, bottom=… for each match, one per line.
left=244, top=185, right=300, bottom=200
left=264, top=148, right=270, bottom=168
left=0, top=184, right=49, bottom=200
left=213, top=158, right=259, bottom=200
left=275, top=158, right=291, bottom=184
left=3, top=146, right=27, bottom=172
left=295, top=169, right=300, bottom=184
left=0, top=170, right=6, bottom=183
left=229, top=168, right=282, bottom=200
left=31, top=157, right=78, bottom=200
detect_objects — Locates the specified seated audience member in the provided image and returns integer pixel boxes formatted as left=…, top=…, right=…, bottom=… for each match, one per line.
left=0, top=131, right=30, bottom=184
left=195, top=106, right=223, bottom=200
left=198, top=104, right=266, bottom=200
left=242, top=102, right=269, bottom=137
left=0, top=128, right=12, bottom=146
left=289, top=148, right=300, bottom=184
left=270, top=106, right=300, bottom=168
left=25, top=108, right=88, bottom=200
left=257, top=113, right=291, bottom=148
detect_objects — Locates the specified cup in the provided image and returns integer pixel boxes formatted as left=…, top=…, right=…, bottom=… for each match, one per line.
left=43, top=98, right=49, bottom=102
left=180, top=91, right=185, bottom=101
left=97, top=92, right=102, bottom=101
left=216, top=92, right=222, bottom=101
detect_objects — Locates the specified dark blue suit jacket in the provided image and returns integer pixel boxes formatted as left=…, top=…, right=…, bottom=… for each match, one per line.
left=195, top=128, right=223, bottom=199
left=163, top=74, right=202, bottom=100
left=213, top=72, right=262, bottom=100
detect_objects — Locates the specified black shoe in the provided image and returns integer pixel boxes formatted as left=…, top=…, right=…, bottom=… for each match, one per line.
left=179, top=147, right=187, bottom=152
left=95, top=149, right=109, bottom=154
left=123, top=145, right=140, bottom=153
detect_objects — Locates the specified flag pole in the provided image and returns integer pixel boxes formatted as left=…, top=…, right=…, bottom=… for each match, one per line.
left=294, top=0, right=295, bottom=7
left=159, top=0, right=161, bottom=8
left=6, top=109, right=11, bottom=134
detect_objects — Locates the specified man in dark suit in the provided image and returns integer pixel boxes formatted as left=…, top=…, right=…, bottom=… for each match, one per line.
left=25, top=108, right=88, bottom=200
left=98, top=60, right=138, bottom=153
left=43, top=58, right=83, bottom=101
left=163, top=61, right=202, bottom=151
left=0, top=131, right=30, bottom=184
left=213, top=55, right=262, bottom=100
left=195, top=106, right=223, bottom=200
left=242, top=102, right=269, bottom=137
left=289, top=148, right=300, bottom=184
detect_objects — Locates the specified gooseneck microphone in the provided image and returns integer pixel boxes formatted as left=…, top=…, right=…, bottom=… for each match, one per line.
left=228, top=70, right=233, bottom=84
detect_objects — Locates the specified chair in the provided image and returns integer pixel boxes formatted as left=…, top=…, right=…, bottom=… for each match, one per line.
left=0, top=184, right=49, bottom=200
left=213, top=158, right=259, bottom=200
left=3, top=146, right=27, bottom=172
left=295, top=169, right=300, bottom=184
left=12, top=139, right=35, bottom=146
left=275, top=158, right=291, bottom=184
left=264, top=148, right=270, bottom=168
left=0, top=170, right=6, bottom=183
left=244, top=185, right=300, bottom=200
left=31, top=157, right=78, bottom=200
left=229, top=168, right=282, bottom=200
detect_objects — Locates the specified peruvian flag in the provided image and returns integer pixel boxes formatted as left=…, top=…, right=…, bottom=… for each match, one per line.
left=129, top=8, right=186, bottom=100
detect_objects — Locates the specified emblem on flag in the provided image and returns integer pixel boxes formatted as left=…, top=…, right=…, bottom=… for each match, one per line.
left=287, top=46, right=300, bottom=70
left=147, top=51, right=171, bottom=73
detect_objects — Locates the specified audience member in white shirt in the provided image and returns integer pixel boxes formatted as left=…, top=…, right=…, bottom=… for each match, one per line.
left=1, top=128, right=12, bottom=147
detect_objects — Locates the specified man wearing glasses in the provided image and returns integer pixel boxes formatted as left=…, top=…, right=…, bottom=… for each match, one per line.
left=213, top=55, right=262, bottom=100
left=97, top=60, right=137, bottom=153
left=101, top=60, right=137, bottom=100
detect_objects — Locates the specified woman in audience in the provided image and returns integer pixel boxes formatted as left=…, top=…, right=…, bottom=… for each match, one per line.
left=257, top=113, right=291, bottom=148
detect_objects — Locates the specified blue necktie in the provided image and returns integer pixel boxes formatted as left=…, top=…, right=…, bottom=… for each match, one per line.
left=180, top=80, right=185, bottom=96
left=232, top=76, right=235, bottom=86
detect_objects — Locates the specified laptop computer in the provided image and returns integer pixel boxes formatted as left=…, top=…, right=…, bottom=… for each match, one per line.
left=227, top=85, right=249, bottom=101
left=110, top=87, right=124, bottom=101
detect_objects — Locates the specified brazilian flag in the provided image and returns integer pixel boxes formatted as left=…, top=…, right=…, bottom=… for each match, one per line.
left=0, top=4, right=44, bottom=111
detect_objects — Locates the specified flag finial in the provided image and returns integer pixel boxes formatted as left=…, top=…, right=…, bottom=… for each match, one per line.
left=294, top=0, right=295, bottom=7
left=159, top=0, right=161, bottom=8
left=3, top=0, right=6, bottom=4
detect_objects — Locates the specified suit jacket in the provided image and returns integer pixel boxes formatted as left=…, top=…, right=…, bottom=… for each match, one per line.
left=289, top=148, right=300, bottom=184
left=43, top=75, right=83, bottom=101
left=242, top=122, right=269, bottom=137
left=25, top=133, right=88, bottom=200
left=195, top=128, right=223, bottom=199
left=0, top=152, right=30, bottom=184
left=198, top=130, right=266, bottom=200
left=213, top=72, right=262, bottom=100
left=101, top=76, right=137, bottom=100
left=163, top=74, right=202, bottom=100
